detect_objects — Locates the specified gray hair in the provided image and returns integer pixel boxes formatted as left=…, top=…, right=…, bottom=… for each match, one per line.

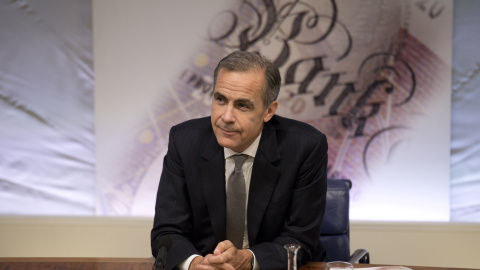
left=213, top=51, right=281, bottom=109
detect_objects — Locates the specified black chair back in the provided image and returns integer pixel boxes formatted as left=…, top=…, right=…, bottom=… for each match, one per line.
left=313, top=179, right=351, bottom=261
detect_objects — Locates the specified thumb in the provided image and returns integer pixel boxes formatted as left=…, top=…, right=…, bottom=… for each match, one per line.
left=213, top=240, right=234, bottom=255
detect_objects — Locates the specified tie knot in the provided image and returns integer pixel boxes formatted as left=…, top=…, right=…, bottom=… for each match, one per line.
left=232, top=154, right=248, bottom=172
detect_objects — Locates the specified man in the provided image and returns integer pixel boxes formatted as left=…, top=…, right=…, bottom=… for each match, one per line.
left=151, top=51, right=328, bottom=270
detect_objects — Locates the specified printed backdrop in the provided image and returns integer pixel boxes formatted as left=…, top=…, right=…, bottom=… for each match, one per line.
left=95, top=0, right=452, bottom=220
left=4, top=0, right=480, bottom=222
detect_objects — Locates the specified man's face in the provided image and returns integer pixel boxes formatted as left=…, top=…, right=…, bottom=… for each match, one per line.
left=211, top=69, right=277, bottom=152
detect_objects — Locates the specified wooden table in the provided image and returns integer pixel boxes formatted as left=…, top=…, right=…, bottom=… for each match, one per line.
left=0, top=257, right=475, bottom=270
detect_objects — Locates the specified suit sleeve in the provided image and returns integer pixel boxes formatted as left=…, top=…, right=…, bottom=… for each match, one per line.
left=250, top=133, right=328, bottom=269
left=151, top=127, right=199, bottom=270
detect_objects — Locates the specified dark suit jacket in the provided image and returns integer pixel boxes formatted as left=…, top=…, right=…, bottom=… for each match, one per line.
left=151, top=115, right=328, bottom=270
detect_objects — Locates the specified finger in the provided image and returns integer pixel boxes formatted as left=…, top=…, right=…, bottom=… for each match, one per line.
left=213, top=240, right=234, bottom=255
left=206, top=253, right=228, bottom=265
left=201, top=254, right=215, bottom=265
left=196, top=255, right=233, bottom=270
left=196, top=255, right=217, bottom=270
left=195, top=263, right=215, bottom=270
left=200, top=262, right=234, bottom=270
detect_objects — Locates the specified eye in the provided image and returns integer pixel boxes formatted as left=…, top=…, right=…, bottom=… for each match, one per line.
left=236, top=101, right=252, bottom=111
left=214, top=94, right=226, bottom=104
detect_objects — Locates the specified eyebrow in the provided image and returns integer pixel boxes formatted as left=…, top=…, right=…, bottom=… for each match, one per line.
left=235, top=98, right=254, bottom=109
left=213, top=91, right=255, bottom=109
left=213, top=92, right=224, bottom=100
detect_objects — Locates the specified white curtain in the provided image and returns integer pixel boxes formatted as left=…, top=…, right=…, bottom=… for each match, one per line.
left=0, top=0, right=94, bottom=215
left=450, top=0, right=480, bottom=221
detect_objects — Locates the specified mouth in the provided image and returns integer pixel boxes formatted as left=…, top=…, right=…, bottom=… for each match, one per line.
left=218, top=126, right=238, bottom=136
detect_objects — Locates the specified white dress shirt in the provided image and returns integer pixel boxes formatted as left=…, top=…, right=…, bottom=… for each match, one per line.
left=179, top=133, right=262, bottom=270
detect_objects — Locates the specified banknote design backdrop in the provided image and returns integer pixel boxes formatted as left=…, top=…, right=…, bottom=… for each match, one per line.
left=95, top=0, right=452, bottom=220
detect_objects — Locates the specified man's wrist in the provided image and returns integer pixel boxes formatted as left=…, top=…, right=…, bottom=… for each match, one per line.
left=188, top=256, right=203, bottom=270
left=246, top=249, right=258, bottom=270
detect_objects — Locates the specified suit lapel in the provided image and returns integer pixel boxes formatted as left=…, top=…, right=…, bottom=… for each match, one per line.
left=200, top=134, right=227, bottom=243
left=247, top=121, right=281, bottom=245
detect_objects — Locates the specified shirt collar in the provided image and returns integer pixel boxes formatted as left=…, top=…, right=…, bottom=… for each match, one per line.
left=224, top=132, right=262, bottom=159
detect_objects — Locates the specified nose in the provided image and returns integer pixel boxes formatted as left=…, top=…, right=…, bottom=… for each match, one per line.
left=221, top=103, right=236, bottom=123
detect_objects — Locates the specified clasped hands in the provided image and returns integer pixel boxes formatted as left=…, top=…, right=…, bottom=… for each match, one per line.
left=190, top=240, right=253, bottom=270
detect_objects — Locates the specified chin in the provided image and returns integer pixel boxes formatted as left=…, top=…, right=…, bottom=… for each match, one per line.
left=216, top=136, right=238, bottom=150
left=217, top=139, right=235, bottom=149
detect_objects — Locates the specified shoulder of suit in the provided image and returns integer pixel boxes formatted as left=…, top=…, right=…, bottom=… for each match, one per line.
left=169, top=117, right=215, bottom=149
left=269, top=115, right=325, bottom=138
left=172, top=116, right=212, bottom=131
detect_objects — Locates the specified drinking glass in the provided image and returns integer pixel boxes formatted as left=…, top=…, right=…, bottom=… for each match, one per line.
left=284, top=244, right=301, bottom=270
left=325, top=261, right=354, bottom=270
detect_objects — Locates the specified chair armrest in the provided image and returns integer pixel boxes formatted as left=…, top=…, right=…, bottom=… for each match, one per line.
left=349, top=249, right=370, bottom=264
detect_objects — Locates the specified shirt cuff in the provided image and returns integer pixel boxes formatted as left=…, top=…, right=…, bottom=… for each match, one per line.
left=247, top=249, right=260, bottom=270
left=178, top=254, right=201, bottom=270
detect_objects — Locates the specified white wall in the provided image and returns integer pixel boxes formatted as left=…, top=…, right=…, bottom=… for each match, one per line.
left=350, top=221, right=480, bottom=268
left=1, top=217, right=479, bottom=269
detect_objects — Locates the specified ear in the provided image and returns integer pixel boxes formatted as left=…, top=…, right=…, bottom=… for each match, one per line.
left=263, top=101, right=278, bottom=122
